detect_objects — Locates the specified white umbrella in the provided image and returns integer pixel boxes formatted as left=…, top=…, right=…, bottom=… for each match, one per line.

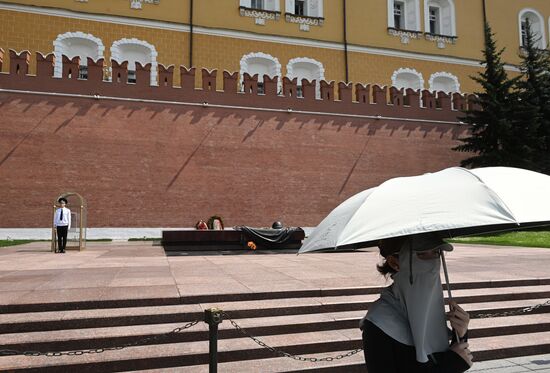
left=299, top=167, right=550, bottom=254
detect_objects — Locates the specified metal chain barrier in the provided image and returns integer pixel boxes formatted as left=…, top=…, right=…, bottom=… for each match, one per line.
left=222, top=312, right=363, bottom=363
left=475, top=299, right=550, bottom=318
left=0, top=320, right=200, bottom=357
left=2, top=299, right=550, bottom=363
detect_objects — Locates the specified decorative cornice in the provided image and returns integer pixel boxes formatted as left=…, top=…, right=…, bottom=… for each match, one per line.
left=387, top=27, right=422, bottom=44
left=239, top=6, right=280, bottom=25
left=239, top=6, right=280, bottom=21
left=285, top=13, right=324, bottom=26
left=425, top=33, right=457, bottom=49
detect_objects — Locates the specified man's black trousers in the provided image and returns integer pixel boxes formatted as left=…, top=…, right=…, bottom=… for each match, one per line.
left=56, top=226, right=68, bottom=252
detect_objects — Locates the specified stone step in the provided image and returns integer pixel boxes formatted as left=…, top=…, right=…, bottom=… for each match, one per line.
left=3, top=305, right=548, bottom=356
left=3, top=327, right=550, bottom=372
left=3, top=278, right=549, bottom=314
left=2, top=288, right=549, bottom=335
left=3, top=309, right=550, bottom=353
left=2, top=281, right=549, bottom=372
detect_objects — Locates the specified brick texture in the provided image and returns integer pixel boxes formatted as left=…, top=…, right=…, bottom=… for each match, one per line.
left=0, top=91, right=469, bottom=228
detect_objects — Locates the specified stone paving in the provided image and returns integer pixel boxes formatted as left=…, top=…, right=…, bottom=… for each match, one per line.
left=1, top=241, right=550, bottom=372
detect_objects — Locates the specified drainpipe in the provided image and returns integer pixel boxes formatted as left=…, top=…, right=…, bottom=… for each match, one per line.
left=482, top=0, right=488, bottom=48
left=343, top=0, right=349, bottom=83
left=189, top=0, right=194, bottom=68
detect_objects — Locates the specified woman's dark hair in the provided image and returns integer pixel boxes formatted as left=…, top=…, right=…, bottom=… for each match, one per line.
left=376, top=236, right=407, bottom=278
left=377, top=254, right=399, bottom=277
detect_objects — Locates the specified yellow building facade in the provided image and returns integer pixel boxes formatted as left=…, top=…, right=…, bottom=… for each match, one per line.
left=0, top=0, right=549, bottom=92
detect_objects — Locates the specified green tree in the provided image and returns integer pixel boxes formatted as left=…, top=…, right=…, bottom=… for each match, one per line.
left=453, top=23, right=520, bottom=168
left=514, top=20, right=550, bottom=174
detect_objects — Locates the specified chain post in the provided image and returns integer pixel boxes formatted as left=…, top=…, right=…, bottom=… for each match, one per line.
left=204, top=308, right=223, bottom=373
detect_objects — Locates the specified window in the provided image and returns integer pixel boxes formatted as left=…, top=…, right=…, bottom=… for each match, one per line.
left=394, top=2, right=404, bottom=29
left=287, top=57, right=324, bottom=99
left=521, top=21, right=528, bottom=46
left=240, top=52, right=282, bottom=93
left=78, top=65, right=88, bottom=80
left=424, top=0, right=455, bottom=36
left=251, top=0, right=263, bottom=9
left=429, top=72, right=460, bottom=93
left=295, top=0, right=305, bottom=16
left=518, top=9, right=546, bottom=49
left=53, top=32, right=104, bottom=78
left=241, top=0, right=279, bottom=11
left=110, top=38, right=158, bottom=85
left=392, top=68, right=424, bottom=91
left=429, top=7, right=440, bottom=34
left=127, top=70, right=137, bottom=84
left=387, top=0, right=420, bottom=31
left=286, top=0, right=323, bottom=18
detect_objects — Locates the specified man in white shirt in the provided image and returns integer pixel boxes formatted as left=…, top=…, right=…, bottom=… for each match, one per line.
left=54, top=197, right=71, bottom=253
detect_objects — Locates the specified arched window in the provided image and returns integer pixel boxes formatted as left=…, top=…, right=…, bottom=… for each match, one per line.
left=287, top=57, right=324, bottom=98
left=53, top=32, right=104, bottom=78
left=285, top=0, right=323, bottom=18
left=424, top=0, right=456, bottom=36
left=111, top=38, right=158, bottom=85
left=429, top=72, right=460, bottom=93
left=240, top=52, right=282, bottom=94
left=387, top=0, right=420, bottom=31
left=518, top=9, right=546, bottom=49
left=392, top=68, right=424, bottom=90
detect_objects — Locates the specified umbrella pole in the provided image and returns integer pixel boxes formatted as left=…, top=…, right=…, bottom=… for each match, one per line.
left=440, top=250, right=460, bottom=343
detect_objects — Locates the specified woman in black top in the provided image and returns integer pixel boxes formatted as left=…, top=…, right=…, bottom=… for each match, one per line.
left=361, top=234, right=473, bottom=373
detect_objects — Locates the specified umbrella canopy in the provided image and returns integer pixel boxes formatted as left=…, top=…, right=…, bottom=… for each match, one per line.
left=299, top=167, right=550, bottom=254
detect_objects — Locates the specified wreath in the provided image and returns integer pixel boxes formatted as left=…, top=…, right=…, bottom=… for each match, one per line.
left=207, top=215, right=225, bottom=230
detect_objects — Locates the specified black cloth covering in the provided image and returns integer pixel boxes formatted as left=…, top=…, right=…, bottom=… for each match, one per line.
left=362, top=320, right=470, bottom=373
left=236, top=226, right=304, bottom=244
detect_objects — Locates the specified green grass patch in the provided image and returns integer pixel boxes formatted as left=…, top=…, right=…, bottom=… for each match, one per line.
left=449, top=231, right=550, bottom=248
left=0, top=240, right=34, bottom=247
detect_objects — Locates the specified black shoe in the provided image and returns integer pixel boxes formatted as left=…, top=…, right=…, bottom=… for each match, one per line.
left=61, top=250, right=65, bottom=253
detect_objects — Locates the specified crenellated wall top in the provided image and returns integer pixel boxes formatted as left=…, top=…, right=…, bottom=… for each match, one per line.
left=0, top=49, right=477, bottom=123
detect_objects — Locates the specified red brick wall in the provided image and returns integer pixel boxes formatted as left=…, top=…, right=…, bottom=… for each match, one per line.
left=0, top=92, right=469, bottom=228
left=0, top=50, right=471, bottom=228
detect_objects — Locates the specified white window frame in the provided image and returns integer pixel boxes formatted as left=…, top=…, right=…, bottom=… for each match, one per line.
left=391, top=67, right=425, bottom=91
left=285, top=0, right=323, bottom=18
left=110, top=38, right=158, bottom=85
left=424, top=0, right=456, bottom=36
left=387, top=0, right=420, bottom=31
left=239, top=52, right=282, bottom=93
left=518, top=8, right=546, bottom=49
left=53, top=31, right=105, bottom=78
left=428, top=72, right=460, bottom=93
left=241, top=0, right=280, bottom=11
left=286, top=57, right=325, bottom=98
